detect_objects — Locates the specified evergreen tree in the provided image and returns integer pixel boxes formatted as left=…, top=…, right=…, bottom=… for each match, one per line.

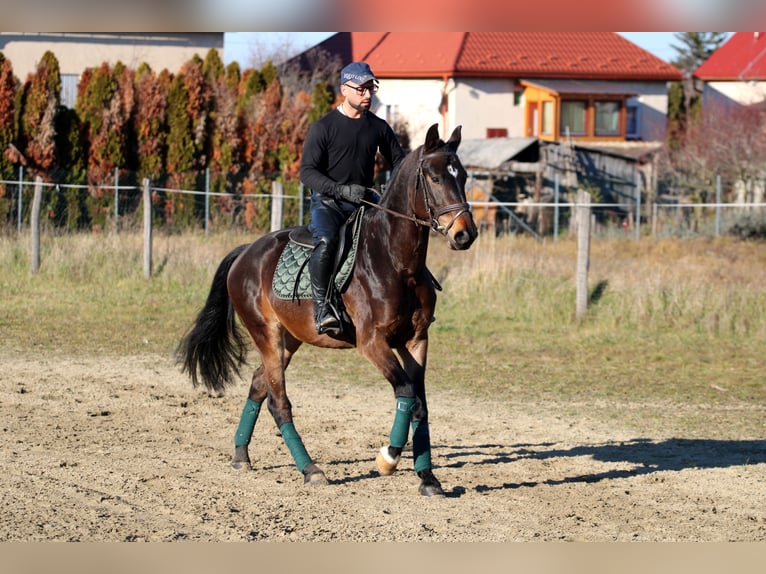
left=667, top=32, right=729, bottom=144
left=18, top=50, right=61, bottom=176
left=0, top=55, right=19, bottom=181
left=308, top=81, right=334, bottom=125
left=134, top=64, right=169, bottom=184
left=53, top=106, right=88, bottom=229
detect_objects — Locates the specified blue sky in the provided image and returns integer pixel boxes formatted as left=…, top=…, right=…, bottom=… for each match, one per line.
left=223, top=32, right=706, bottom=67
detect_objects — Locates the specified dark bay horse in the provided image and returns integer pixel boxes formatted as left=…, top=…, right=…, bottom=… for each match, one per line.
left=177, top=123, right=477, bottom=496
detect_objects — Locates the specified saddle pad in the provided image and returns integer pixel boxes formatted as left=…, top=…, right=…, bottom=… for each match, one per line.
left=272, top=210, right=364, bottom=300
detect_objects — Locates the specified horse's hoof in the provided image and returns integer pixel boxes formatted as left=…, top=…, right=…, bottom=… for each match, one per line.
left=419, top=482, right=446, bottom=497
left=418, top=470, right=445, bottom=497
left=231, top=459, right=252, bottom=471
left=376, top=446, right=400, bottom=476
left=231, top=446, right=252, bottom=471
left=303, top=463, right=329, bottom=486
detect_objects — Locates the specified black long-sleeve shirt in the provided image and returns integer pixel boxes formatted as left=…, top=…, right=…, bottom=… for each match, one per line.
left=300, top=108, right=405, bottom=197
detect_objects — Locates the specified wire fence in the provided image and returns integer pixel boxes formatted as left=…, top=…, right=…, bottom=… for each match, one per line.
left=2, top=168, right=766, bottom=241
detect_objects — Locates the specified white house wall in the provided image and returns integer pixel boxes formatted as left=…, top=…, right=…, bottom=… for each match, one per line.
left=373, top=78, right=446, bottom=145
left=0, top=33, right=223, bottom=78
left=452, top=78, right=522, bottom=140
left=703, top=81, right=766, bottom=107
left=622, top=81, right=670, bottom=142
left=374, top=76, right=670, bottom=144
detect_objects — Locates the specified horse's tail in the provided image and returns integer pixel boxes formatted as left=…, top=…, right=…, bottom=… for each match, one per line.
left=176, top=243, right=250, bottom=395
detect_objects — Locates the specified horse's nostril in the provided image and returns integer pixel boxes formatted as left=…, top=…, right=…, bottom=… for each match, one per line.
left=454, top=230, right=474, bottom=248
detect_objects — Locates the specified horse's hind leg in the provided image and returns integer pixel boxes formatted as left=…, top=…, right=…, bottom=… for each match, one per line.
left=231, top=365, right=268, bottom=470
left=257, top=331, right=328, bottom=486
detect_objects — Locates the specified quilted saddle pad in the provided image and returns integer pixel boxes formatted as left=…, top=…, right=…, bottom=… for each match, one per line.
left=272, top=208, right=364, bottom=300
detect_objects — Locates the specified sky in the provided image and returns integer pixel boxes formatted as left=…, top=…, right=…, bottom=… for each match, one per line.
left=223, top=32, right=714, bottom=68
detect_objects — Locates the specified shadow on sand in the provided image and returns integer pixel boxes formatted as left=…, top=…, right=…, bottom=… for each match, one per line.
left=436, top=437, right=766, bottom=495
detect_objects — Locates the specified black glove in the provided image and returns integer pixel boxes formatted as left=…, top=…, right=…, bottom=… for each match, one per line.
left=336, top=183, right=367, bottom=203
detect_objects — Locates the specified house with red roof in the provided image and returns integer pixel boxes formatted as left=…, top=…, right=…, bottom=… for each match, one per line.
left=694, top=32, right=766, bottom=108
left=299, top=32, right=682, bottom=146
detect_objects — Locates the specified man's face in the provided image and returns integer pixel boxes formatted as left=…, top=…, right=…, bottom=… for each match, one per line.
left=341, top=81, right=377, bottom=111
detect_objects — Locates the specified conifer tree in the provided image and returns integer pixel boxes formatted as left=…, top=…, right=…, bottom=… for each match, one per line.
left=0, top=54, right=19, bottom=226
left=667, top=32, right=729, bottom=143
left=0, top=55, right=18, bottom=182
left=18, top=50, right=61, bottom=177
left=208, top=60, right=243, bottom=224
left=134, top=64, right=169, bottom=183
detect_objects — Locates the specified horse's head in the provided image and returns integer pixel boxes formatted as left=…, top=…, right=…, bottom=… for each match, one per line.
left=415, top=124, right=478, bottom=250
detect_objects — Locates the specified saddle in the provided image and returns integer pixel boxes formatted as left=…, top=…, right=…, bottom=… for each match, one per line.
left=272, top=207, right=365, bottom=301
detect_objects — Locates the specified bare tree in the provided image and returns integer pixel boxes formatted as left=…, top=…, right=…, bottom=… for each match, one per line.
left=660, top=101, right=766, bottom=201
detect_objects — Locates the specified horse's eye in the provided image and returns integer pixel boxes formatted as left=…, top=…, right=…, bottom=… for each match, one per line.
left=431, top=176, right=441, bottom=183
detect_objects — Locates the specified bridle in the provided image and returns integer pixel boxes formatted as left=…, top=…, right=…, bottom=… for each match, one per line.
left=361, top=149, right=471, bottom=237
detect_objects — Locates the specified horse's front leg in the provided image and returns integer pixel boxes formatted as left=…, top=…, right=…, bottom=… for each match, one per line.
left=397, top=334, right=444, bottom=497
left=362, top=330, right=444, bottom=497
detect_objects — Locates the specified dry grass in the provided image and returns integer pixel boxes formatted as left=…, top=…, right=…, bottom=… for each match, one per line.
left=2, top=230, right=764, bottom=437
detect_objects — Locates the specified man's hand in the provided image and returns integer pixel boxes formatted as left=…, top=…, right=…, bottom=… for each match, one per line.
left=336, top=183, right=367, bottom=203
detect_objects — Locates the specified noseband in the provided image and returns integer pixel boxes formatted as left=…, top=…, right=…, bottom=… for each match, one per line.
left=362, top=149, right=470, bottom=237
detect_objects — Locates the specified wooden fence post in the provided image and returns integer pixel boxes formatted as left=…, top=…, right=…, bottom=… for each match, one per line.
left=576, top=189, right=591, bottom=319
left=271, top=181, right=284, bottom=232
left=143, top=178, right=152, bottom=279
left=30, top=176, right=43, bottom=274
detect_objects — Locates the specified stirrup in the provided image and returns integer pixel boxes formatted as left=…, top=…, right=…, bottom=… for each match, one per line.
left=315, top=306, right=341, bottom=335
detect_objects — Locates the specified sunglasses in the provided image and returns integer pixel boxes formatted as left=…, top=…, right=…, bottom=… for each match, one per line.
left=343, top=83, right=379, bottom=96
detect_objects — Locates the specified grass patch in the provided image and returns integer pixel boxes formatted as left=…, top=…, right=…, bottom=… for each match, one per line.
left=2, top=230, right=764, bottom=437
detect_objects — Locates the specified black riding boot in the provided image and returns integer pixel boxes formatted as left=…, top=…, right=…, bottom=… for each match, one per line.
left=309, top=240, right=341, bottom=335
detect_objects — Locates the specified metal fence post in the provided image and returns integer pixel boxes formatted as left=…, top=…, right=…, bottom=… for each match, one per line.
left=17, top=165, right=23, bottom=233
left=634, top=171, right=641, bottom=241
left=143, top=178, right=153, bottom=279
left=114, top=167, right=119, bottom=233
left=553, top=172, right=560, bottom=241
left=205, top=167, right=210, bottom=237
left=715, top=175, right=722, bottom=236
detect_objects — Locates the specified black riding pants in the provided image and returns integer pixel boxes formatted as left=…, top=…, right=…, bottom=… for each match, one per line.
left=308, top=193, right=356, bottom=304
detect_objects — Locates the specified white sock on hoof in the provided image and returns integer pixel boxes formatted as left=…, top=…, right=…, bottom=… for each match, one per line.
left=376, top=446, right=401, bottom=475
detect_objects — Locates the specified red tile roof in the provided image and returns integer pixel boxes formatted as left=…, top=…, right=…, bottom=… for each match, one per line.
left=339, top=32, right=681, bottom=81
left=694, top=32, right=766, bottom=80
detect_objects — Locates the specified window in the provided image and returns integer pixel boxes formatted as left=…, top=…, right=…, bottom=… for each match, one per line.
left=626, top=103, right=640, bottom=138
left=560, top=100, right=586, bottom=135
left=594, top=100, right=620, bottom=135
left=61, top=74, right=79, bottom=109
left=486, top=128, right=508, bottom=138
left=541, top=101, right=553, bottom=136
left=513, top=90, right=522, bottom=106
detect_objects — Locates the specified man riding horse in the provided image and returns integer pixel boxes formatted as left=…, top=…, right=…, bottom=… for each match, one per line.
left=300, top=61, right=406, bottom=336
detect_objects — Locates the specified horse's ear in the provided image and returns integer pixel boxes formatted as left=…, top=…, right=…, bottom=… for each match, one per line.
left=447, top=125, right=462, bottom=152
left=424, top=123, right=440, bottom=152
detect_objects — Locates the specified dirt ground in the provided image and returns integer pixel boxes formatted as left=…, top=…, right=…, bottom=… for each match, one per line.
left=1, top=348, right=764, bottom=542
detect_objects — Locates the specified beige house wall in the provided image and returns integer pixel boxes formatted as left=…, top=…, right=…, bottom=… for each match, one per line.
left=0, top=32, right=223, bottom=79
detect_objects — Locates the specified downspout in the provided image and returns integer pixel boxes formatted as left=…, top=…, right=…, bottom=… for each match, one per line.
left=440, top=75, right=451, bottom=136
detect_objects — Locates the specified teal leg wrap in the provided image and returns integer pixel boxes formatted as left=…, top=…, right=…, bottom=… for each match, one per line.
left=234, top=398, right=261, bottom=447
left=411, top=419, right=432, bottom=472
left=389, top=397, right=416, bottom=448
left=279, top=422, right=312, bottom=472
